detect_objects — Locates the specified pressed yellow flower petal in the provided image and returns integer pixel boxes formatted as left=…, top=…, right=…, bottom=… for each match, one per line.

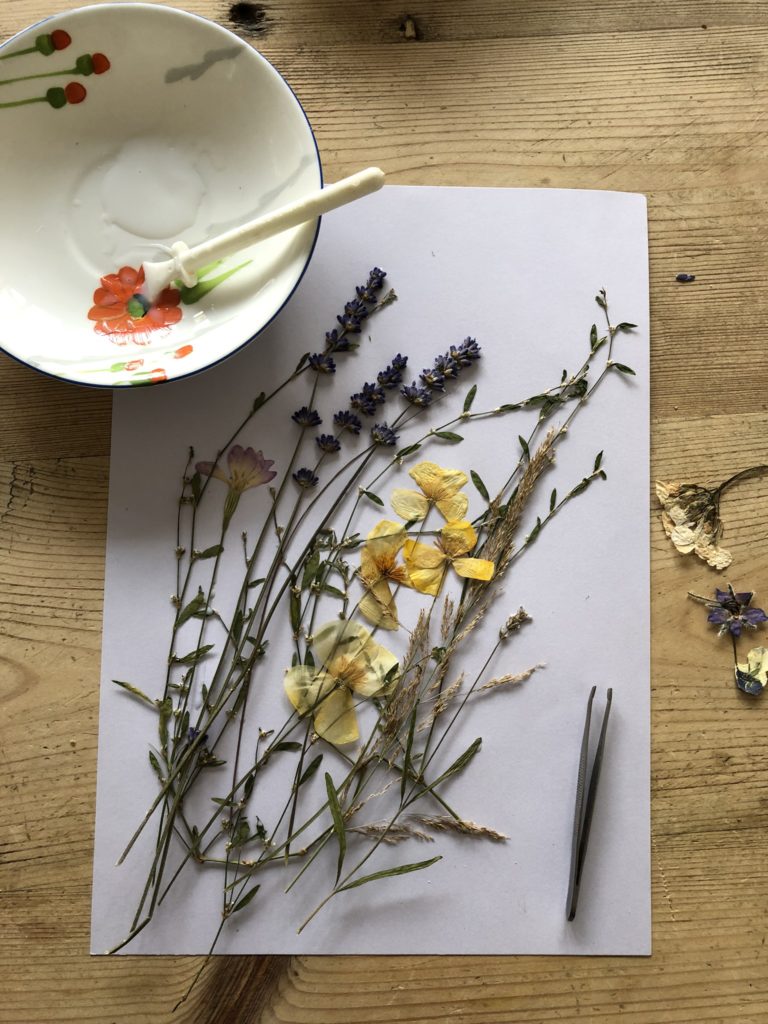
left=364, top=639, right=400, bottom=694
left=403, top=539, right=448, bottom=595
left=360, top=546, right=381, bottom=583
left=283, top=666, right=334, bottom=714
left=452, top=556, right=495, bottom=582
left=314, top=687, right=359, bottom=744
left=391, top=488, right=429, bottom=521
left=366, top=519, right=406, bottom=558
left=440, top=520, right=478, bottom=558
left=409, top=462, right=467, bottom=500
left=313, top=619, right=373, bottom=670
left=403, top=539, right=445, bottom=568
left=408, top=562, right=448, bottom=596
left=359, top=579, right=399, bottom=630
left=436, top=492, right=469, bottom=521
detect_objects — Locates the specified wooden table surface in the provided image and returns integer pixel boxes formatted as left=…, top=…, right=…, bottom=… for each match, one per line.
left=2, top=1, right=768, bottom=1021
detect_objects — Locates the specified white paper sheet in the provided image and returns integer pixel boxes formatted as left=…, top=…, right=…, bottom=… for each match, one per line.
left=92, top=185, right=650, bottom=956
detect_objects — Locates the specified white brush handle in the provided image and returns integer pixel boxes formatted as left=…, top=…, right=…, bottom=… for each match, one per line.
left=142, top=166, right=385, bottom=298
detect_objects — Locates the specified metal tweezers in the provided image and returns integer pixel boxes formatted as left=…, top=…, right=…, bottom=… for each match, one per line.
left=565, top=686, right=613, bottom=921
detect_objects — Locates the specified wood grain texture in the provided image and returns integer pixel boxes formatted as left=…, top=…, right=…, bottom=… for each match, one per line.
left=2, top=1, right=768, bottom=1021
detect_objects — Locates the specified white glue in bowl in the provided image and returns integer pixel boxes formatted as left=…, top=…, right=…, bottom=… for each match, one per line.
left=0, top=3, right=322, bottom=386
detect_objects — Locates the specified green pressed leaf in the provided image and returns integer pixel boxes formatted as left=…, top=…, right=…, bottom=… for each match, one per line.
left=527, top=517, right=542, bottom=543
left=295, top=352, right=310, bottom=373
left=158, top=697, right=173, bottom=752
left=361, top=489, right=384, bottom=507
left=248, top=577, right=266, bottom=589
left=231, top=608, right=244, bottom=645
left=322, top=583, right=345, bottom=599
left=615, top=322, right=637, bottom=332
left=612, top=362, right=636, bottom=376
left=497, top=403, right=522, bottom=413
left=298, top=754, right=323, bottom=787
left=172, top=644, right=214, bottom=665
left=148, top=750, right=163, bottom=780
left=549, top=488, right=557, bottom=512
left=175, top=589, right=206, bottom=629
left=112, top=679, right=155, bottom=708
left=595, top=291, right=607, bottom=309
left=243, top=773, right=255, bottom=802
left=401, top=706, right=418, bottom=801
left=273, top=741, right=303, bottom=753
left=195, top=544, right=223, bottom=560
left=337, top=855, right=442, bottom=893
left=230, top=884, right=260, bottom=914
left=290, top=587, right=301, bottom=632
left=463, top=384, right=477, bottom=413
left=434, top=431, right=464, bottom=444
left=304, top=649, right=316, bottom=668
left=301, top=550, right=321, bottom=590
left=231, top=819, right=250, bottom=847
left=325, top=773, right=347, bottom=883
left=570, top=478, right=590, bottom=497
left=518, top=435, right=530, bottom=460
left=594, top=451, right=603, bottom=472
left=470, top=470, right=489, bottom=502
left=395, top=443, right=422, bottom=460
left=590, top=324, right=598, bottom=348
left=252, top=392, right=267, bottom=413
left=440, top=737, right=482, bottom=781
left=189, top=472, right=202, bottom=506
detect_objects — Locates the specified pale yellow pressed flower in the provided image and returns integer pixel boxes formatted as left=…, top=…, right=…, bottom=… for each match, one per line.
left=391, top=462, right=469, bottom=522
left=358, top=520, right=410, bottom=630
left=283, top=620, right=399, bottom=745
left=403, top=521, right=495, bottom=597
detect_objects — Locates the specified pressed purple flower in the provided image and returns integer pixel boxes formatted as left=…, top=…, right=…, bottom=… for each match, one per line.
left=292, top=406, right=322, bottom=428
left=316, top=434, right=341, bottom=454
left=377, top=354, right=408, bottom=389
left=188, top=726, right=208, bottom=744
left=401, top=383, right=433, bottom=407
left=196, top=445, right=277, bottom=494
left=351, top=382, right=385, bottom=416
left=356, top=266, right=387, bottom=303
left=308, top=352, right=336, bottom=374
left=451, top=337, right=481, bottom=365
left=433, top=353, right=460, bottom=380
left=334, top=410, right=362, bottom=434
left=337, top=298, right=369, bottom=333
left=704, top=585, right=768, bottom=637
left=419, top=366, right=446, bottom=392
left=371, top=422, right=399, bottom=447
left=293, top=468, right=319, bottom=489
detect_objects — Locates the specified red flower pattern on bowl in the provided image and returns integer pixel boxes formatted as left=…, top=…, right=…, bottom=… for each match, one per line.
left=88, top=265, right=182, bottom=345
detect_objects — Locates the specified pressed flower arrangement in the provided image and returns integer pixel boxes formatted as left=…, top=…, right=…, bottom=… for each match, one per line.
left=110, top=269, right=638, bottom=1001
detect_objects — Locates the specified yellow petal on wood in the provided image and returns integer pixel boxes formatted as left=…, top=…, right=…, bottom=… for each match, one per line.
left=313, top=687, right=359, bottom=745
left=737, top=646, right=768, bottom=685
left=409, top=462, right=467, bottom=500
left=359, top=579, right=399, bottom=630
left=366, top=519, right=406, bottom=560
left=440, top=520, right=478, bottom=558
left=452, top=556, right=495, bottom=581
left=436, top=491, right=469, bottom=521
left=391, top=488, right=429, bottom=521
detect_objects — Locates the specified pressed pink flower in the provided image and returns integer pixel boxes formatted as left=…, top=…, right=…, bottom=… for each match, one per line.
left=196, top=445, right=277, bottom=526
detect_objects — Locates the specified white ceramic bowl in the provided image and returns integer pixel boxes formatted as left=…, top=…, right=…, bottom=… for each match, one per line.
left=0, top=3, right=321, bottom=386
